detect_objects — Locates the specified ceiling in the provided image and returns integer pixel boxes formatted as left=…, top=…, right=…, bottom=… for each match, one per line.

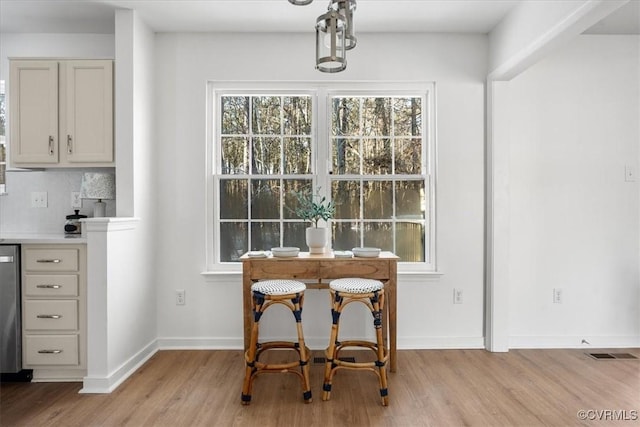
left=0, top=0, right=638, bottom=35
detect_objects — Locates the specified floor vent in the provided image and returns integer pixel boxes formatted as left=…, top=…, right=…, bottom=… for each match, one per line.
left=313, top=356, right=356, bottom=364
left=588, top=352, right=638, bottom=360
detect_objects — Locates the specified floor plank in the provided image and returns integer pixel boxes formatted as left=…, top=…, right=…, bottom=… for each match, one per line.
left=1, top=349, right=639, bottom=426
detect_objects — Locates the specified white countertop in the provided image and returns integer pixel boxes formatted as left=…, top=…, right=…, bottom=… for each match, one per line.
left=0, top=233, right=87, bottom=244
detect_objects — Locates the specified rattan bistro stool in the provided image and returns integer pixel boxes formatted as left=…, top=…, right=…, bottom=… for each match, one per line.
left=241, top=279, right=313, bottom=405
left=322, top=278, right=389, bottom=406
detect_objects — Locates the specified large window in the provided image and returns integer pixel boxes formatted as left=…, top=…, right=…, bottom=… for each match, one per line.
left=209, top=83, right=435, bottom=270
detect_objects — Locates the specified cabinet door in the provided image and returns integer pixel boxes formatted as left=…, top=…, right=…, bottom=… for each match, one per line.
left=62, top=60, right=113, bottom=164
left=9, top=61, right=59, bottom=164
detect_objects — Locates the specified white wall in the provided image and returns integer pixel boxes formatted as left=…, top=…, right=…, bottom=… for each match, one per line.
left=153, top=32, right=487, bottom=349
left=507, top=35, right=640, bottom=348
left=0, top=33, right=115, bottom=233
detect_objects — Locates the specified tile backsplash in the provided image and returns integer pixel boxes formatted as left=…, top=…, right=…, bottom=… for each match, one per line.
left=0, top=169, right=116, bottom=234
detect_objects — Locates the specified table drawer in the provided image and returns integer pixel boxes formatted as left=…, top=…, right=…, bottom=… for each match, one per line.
left=320, top=260, right=389, bottom=279
left=25, top=275, right=79, bottom=297
left=24, top=335, right=79, bottom=366
left=24, top=300, right=78, bottom=330
left=24, top=248, right=79, bottom=272
left=248, top=260, right=320, bottom=279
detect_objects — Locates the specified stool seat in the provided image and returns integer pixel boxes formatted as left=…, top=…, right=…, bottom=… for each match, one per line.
left=329, top=278, right=384, bottom=293
left=252, top=279, right=307, bottom=295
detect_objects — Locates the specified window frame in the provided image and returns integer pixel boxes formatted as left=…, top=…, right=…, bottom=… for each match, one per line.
left=206, top=81, right=437, bottom=274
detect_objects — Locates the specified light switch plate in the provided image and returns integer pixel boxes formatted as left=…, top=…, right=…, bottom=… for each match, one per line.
left=31, top=192, right=48, bottom=208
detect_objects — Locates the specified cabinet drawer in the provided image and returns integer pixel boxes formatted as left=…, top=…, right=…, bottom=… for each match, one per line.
left=24, top=248, right=79, bottom=272
left=319, top=260, right=389, bottom=279
left=248, top=260, right=320, bottom=280
left=24, top=300, right=78, bottom=330
left=24, top=335, right=79, bottom=366
left=25, top=275, right=78, bottom=297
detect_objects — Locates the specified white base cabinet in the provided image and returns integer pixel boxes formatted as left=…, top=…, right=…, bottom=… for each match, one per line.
left=22, top=244, right=86, bottom=381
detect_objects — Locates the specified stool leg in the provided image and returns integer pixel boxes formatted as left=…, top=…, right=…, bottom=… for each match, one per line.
left=292, top=293, right=312, bottom=403
left=241, top=292, right=264, bottom=405
left=372, top=291, right=389, bottom=406
left=322, top=291, right=342, bottom=401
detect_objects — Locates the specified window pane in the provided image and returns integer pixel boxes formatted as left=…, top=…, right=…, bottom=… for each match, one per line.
left=221, top=137, right=248, bottom=174
left=220, top=222, right=248, bottom=262
left=251, top=137, right=281, bottom=174
left=393, top=97, right=422, bottom=136
left=251, top=222, right=280, bottom=251
left=396, top=222, right=425, bottom=262
left=363, top=138, right=391, bottom=175
left=220, top=179, right=247, bottom=219
left=252, top=96, right=281, bottom=134
left=395, top=180, right=425, bottom=219
left=221, top=96, right=249, bottom=134
left=332, top=180, right=360, bottom=219
left=363, top=181, right=392, bottom=219
left=283, top=179, right=313, bottom=219
left=395, top=138, right=422, bottom=174
left=363, top=98, right=391, bottom=136
left=283, top=222, right=306, bottom=248
left=284, top=137, right=311, bottom=174
left=363, top=222, right=392, bottom=251
left=332, top=137, right=360, bottom=175
left=283, top=96, right=312, bottom=135
left=332, top=221, right=359, bottom=250
left=331, top=97, right=360, bottom=136
left=251, top=179, right=280, bottom=219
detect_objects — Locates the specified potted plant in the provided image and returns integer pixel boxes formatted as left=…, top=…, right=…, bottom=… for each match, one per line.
left=292, top=188, right=335, bottom=254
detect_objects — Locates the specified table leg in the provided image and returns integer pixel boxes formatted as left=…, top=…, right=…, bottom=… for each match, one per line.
left=242, top=262, right=252, bottom=350
left=388, top=260, right=397, bottom=372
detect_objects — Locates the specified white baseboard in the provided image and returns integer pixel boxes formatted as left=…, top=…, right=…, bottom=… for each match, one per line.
left=80, top=339, right=158, bottom=394
left=509, top=335, right=640, bottom=349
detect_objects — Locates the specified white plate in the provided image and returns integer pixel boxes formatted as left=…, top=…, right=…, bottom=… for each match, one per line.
left=334, top=250, right=353, bottom=258
left=352, top=247, right=381, bottom=258
left=271, top=247, right=300, bottom=257
left=247, top=251, right=268, bottom=258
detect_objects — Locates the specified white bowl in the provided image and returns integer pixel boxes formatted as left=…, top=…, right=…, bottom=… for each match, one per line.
left=352, top=247, right=381, bottom=258
left=271, top=247, right=300, bottom=257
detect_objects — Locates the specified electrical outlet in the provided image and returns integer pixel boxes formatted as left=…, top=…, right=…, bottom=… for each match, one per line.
left=71, top=191, right=82, bottom=208
left=453, top=288, right=463, bottom=304
left=176, top=289, right=185, bottom=305
left=30, top=192, right=48, bottom=208
left=553, top=288, right=562, bottom=304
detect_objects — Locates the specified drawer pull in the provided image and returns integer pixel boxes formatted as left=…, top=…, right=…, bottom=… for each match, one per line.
left=36, top=314, right=62, bottom=319
left=67, top=135, right=73, bottom=154
left=38, top=349, right=63, bottom=354
left=37, top=284, right=62, bottom=289
left=49, top=136, right=55, bottom=155
left=37, top=259, right=61, bottom=263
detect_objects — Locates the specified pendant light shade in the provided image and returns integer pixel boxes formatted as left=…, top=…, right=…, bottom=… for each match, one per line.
left=315, top=10, right=347, bottom=73
left=330, top=0, right=357, bottom=50
left=288, top=0, right=313, bottom=5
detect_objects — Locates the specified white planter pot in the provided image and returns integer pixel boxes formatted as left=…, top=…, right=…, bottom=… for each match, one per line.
left=306, top=227, right=328, bottom=254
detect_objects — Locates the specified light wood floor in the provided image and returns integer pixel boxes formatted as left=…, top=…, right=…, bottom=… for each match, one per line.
left=1, top=348, right=639, bottom=426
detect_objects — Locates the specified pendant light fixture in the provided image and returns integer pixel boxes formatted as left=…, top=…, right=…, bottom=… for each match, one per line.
left=330, top=0, right=356, bottom=50
left=287, top=0, right=357, bottom=73
left=315, top=9, right=347, bottom=73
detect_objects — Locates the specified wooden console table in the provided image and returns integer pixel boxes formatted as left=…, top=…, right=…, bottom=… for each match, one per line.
left=241, top=251, right=399, bottom=372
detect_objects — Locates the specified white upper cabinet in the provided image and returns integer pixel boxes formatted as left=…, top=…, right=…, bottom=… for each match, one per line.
left=10, top=59, right=114, bottom=167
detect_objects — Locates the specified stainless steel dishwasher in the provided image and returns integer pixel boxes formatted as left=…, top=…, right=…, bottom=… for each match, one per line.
left=0, top=244, right=32, bottom=381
